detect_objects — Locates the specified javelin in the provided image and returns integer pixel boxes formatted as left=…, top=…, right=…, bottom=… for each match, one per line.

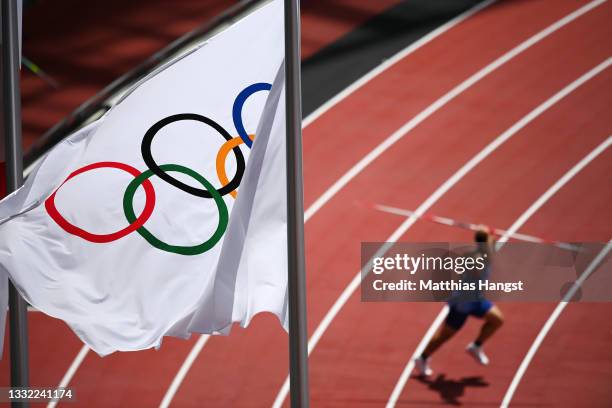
left=370, top=203, right=581, bottom=252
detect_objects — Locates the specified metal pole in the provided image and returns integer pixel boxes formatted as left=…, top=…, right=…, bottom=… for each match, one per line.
left=284, top=0, right=309, bottom=407
left=2, top=0, right=30, bottom=404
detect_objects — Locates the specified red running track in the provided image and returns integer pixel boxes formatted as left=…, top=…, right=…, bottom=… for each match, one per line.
left=170, top=0, right=611, bottom=407
left=2, top=1, right=610, bottom=407
left=390, top=64, right=612, bottom=408
left=503, top=152, right=612, bottom=407
left=169, top=0, right=591, bottom=406
left=302, top=2, right=612, bottom=407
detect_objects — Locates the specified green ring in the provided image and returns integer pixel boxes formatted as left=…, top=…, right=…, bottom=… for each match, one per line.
left=123, top=164, right=229, bottom=256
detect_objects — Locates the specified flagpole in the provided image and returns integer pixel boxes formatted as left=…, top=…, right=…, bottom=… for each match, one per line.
left=2, top=0, right=31, bottom=404
left=284, top=0, right=309, bottom=406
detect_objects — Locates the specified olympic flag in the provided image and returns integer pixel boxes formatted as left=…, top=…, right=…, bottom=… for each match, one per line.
left=0, top=0, right=290, bottom=355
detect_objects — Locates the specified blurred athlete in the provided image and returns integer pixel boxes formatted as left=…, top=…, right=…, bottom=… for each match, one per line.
left=415, top=228, right=504, bottom=376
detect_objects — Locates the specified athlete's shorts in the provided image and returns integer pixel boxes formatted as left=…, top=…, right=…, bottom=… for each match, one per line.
left=445, top=300, right=493, bottom=331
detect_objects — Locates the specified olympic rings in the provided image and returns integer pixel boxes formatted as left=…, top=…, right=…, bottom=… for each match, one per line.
left=142, top=113, right=245, bottom=199
left=45, top=162, right=156, bottom=243
left=232, top=82, right=272, bottom=148
left=45, top=82, right=270, bottom=256
left=123, top=164, right=228, bottom=256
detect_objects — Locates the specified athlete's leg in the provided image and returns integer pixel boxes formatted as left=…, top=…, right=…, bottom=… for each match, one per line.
left=474, top=305, right=504, bottom=346
left=415, top=323, right=457, bottom=376
left=422, top=323, right=457, bottom=358
left=466, top=302, right=503, bottom=365
left=415, top=306, right=465, bottom=376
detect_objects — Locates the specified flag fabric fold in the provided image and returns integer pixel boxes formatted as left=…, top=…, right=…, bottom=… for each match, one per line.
left=0, top=0, right=288, bottom=355
left=187, top=60, right=288, bottom=336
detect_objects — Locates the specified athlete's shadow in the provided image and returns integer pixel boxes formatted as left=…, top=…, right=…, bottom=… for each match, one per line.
left=415, top=374, right=489, bottom=406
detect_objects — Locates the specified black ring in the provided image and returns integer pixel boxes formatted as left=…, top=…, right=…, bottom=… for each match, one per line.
left=141, top=113, right=245, bottom=198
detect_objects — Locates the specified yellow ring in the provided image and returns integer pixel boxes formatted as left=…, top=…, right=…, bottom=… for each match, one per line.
left=216, top=134, right=254, bottom=199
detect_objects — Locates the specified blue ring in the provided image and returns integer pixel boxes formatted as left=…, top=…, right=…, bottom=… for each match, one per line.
left=232, top=82, right=272, bottom=148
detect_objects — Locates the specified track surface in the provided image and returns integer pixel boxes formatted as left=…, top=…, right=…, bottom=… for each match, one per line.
left=2, top=0, right=611, bottom=407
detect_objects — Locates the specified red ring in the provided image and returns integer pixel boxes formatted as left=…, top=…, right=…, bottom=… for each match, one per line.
left=45, top=161, right=156, bottom=243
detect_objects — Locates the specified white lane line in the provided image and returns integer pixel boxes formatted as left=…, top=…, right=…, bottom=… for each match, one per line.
left=497, top=136, right=612, bottom=247
left=385, top=305, right=449, bottom=408
left=158, top=2, right=499, bottom=406
left=46, top=345, right=89, bottom=408
left=276, top=19, right=612, bottom=406
left=302, top=0, right=497, bottom=128
left=158, top=335, right=210, bottom=408
left=303, top=0, right=606, bottom=222
left=385, top=309, right=449, bottom=408
left=386, top=134, right=612, bottom=408
left=500, top=242, right=612, bottom=408
left=500, top=180, right=612, bottom=406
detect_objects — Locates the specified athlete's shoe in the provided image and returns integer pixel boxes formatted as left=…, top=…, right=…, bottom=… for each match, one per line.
left=466, top=342, right=489, bottom=365
left=414, top=356, right=433, bottom=376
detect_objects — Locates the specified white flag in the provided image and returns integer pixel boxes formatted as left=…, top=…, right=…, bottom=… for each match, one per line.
left=0, top=0, right=288, bottom=355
